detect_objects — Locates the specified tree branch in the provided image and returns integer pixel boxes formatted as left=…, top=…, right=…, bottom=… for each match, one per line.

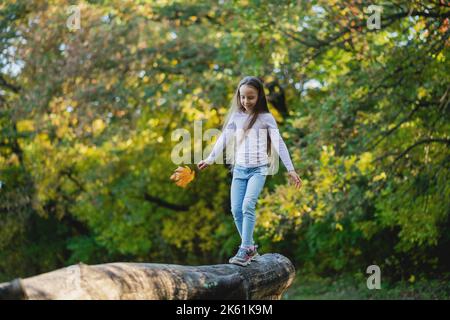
left=368, top=99, right=442, bottom=150
left=143, top=192, right=190, bottom=211
left=393, top=138, right=450, bottom=164
left=0, top=75, right=20, bottom=93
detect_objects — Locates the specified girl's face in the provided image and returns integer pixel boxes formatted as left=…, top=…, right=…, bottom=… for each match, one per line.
left=239, top=85, right=259, bottom=113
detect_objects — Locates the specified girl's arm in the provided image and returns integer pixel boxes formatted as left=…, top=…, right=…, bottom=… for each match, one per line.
left=264, top=113, right=295, bottom=172
left=265, top=114, right=302, bottom=188
left=202, top=113, right=237, bottom=166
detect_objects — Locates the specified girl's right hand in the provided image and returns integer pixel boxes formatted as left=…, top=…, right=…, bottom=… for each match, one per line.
left=197, top=160, right=209, bottom=171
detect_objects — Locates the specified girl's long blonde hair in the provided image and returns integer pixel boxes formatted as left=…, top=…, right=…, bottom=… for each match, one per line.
left=222, top=76, right=279, bottom=175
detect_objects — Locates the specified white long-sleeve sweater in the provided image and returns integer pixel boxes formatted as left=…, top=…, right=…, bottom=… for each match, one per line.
left=205, top=111, right=295, bottom=172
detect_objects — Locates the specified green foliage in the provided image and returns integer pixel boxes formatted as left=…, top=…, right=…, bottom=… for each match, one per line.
left=0, top=0, right=449, bottom=284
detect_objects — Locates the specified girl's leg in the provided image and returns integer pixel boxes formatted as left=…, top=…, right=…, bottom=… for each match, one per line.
left=230, top=176, right=248, bottom=239
left=241, top=172, right=267, bottom=247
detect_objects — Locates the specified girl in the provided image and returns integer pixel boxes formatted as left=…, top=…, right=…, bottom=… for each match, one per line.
left=197, top=76, right=302, bottom=266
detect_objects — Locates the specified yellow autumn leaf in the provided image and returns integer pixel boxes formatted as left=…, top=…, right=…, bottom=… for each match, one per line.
left=417, top=87, right=428, bottom=99
left=92, top=119, right=105, bottom=136
left=170, top=166, right=195, bottom=188
left=373, top=172, right=387, bottom=182
left=16, top=120, right=35, bottom=132
left=357, top=152, right=373, bottom=173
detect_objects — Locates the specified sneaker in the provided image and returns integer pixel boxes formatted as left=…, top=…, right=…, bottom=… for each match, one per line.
left=229, top=245, right=260, bottom=266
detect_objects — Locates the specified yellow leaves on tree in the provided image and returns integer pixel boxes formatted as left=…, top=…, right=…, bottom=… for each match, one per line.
left=170, top=166, right=195, bottom=188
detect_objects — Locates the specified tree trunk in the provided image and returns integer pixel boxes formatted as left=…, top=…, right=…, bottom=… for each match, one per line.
left=0, top=253, right=295, bottom=300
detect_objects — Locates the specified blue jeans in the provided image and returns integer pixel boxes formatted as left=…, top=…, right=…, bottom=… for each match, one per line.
left=230, top=164, right=268, bottom=247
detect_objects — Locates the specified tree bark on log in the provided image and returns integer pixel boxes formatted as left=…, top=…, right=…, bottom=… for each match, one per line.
left=0, top=253, right=295, bottom=300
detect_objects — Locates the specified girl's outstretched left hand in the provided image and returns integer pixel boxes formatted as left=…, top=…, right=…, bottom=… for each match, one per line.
left=288, top=171, right=303, bottom=189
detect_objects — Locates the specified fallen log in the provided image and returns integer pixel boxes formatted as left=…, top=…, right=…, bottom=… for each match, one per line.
left=0, top=253, right=295, bottom=300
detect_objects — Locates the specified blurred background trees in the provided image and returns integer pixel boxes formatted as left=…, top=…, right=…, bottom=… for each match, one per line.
left=0, top=0, right=449, bottom=285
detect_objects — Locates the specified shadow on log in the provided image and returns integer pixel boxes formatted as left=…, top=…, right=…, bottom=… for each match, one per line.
left=0, top=253, right=295, bottom=300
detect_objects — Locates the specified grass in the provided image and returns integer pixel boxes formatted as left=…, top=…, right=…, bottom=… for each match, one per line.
left=282, top=273, right=450, bottom=300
